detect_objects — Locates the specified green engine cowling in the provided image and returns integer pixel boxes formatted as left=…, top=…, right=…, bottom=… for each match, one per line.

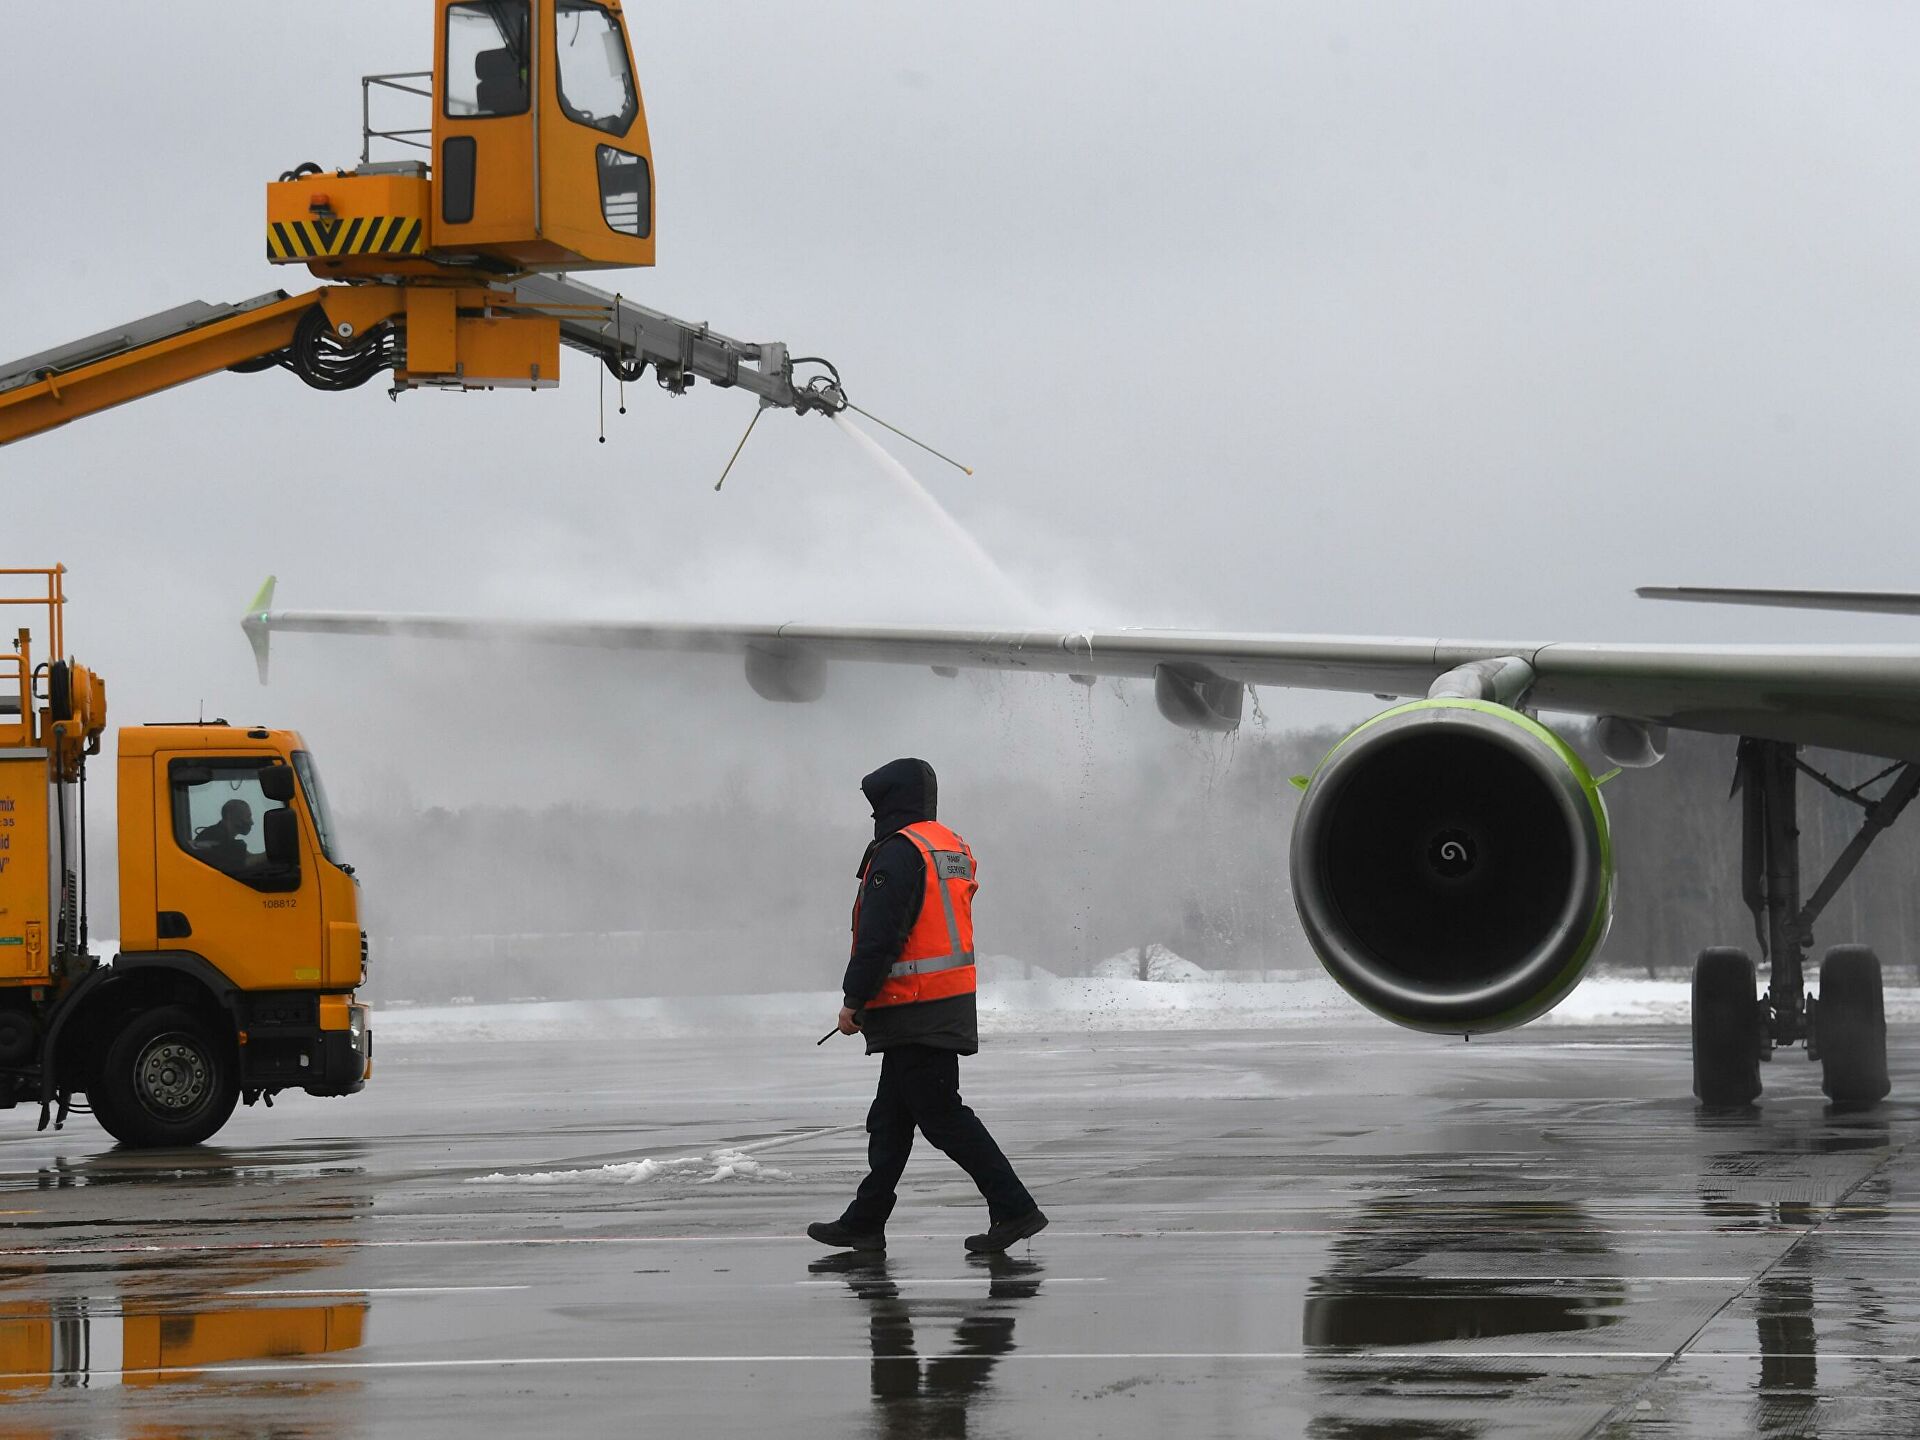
left=1289, top=699, right=1613, bottom=1034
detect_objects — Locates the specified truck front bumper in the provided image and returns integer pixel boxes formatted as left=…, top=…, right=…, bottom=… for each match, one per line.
left=306, top=1004, right=370, bottom=1096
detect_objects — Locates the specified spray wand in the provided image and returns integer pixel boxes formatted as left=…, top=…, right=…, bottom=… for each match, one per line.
left=841, top=402, right=973, bottom=477
left=713, top=363, right=974, bottom=491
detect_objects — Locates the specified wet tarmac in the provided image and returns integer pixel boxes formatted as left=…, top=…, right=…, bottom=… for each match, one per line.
left=0, top=1021, right=1915, bottom=1437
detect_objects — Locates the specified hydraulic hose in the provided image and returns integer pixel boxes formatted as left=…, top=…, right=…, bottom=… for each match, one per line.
left=286, top=307, right=394, bottom=392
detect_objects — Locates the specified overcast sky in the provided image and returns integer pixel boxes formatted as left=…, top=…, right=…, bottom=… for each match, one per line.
left=3, top=3, right=1920, bottom=820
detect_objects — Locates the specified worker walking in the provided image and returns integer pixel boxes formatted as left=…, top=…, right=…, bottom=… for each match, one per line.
left=808, top=759, right=1047, bottom=1255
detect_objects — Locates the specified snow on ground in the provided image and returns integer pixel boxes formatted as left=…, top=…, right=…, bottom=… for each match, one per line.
left=372, top=970, right=1920, bottom=1044
left=467, top=1147, right=795, bottom=1186
left=1090, top=944, right=1211, bottom=983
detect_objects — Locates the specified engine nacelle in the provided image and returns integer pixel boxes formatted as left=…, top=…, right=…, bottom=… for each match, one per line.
left=1154, top=664, right=1244, bottom=732
left=744, top=645, right=827, bottom=703
left=1289, top=699, right=1612, bottom=1034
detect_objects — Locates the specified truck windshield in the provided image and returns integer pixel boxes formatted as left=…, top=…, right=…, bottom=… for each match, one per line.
left=555, top=1, right=639, bottom=136
left=292, top=751, right=343, bottom=865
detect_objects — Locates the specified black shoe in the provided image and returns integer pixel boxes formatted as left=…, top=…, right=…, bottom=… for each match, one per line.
left=964, top=1208, right=1049, bottom=1254
left=807, top=1220, right=886, bottom=1252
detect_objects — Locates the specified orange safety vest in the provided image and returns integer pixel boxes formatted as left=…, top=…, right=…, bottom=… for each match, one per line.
left=855, top=821, right=978, bottom=1009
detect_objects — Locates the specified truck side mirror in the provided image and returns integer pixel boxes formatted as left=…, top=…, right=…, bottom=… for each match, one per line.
left=263, top=806, right=301, bottom=872
left=260, top=765, right=296, bottom=803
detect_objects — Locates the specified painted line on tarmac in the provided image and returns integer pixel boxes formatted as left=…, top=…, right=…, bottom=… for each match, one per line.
left=12, top=1348, right=1920, bottom=1381
left=794, top=1277, right=1107, bottom=1287
left=1382, top=1282, right=1758, bottom=1290
left=0, top=1227, right=1891, bottom=1258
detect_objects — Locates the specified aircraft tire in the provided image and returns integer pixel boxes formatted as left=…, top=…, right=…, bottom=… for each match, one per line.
left=88, top=1005, right=240, bottom=1148
left=1692, top=947, right=1762, bottom=1108
left=1816, top=946, right=1890, bottom=1110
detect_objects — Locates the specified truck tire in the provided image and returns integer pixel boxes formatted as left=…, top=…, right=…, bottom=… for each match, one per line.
left=89, top=1006, right=239, bottom=1148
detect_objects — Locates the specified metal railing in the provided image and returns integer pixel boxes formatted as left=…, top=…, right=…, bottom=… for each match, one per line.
left=361, top=71, right=434, bottom=166
left=0, top=567, right=69, bottom=737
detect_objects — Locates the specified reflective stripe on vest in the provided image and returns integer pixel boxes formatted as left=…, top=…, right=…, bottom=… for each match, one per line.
left=858, top=821, right=977, bottom=1009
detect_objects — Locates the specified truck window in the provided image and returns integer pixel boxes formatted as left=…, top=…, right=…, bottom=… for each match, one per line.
left=555, top=1, right=638, bottom=136
left=169, top=759, right=299, bottom=893
left=445, top=1, right=532, bottom=118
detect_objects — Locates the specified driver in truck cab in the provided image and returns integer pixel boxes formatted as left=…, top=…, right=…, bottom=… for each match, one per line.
left=194, top=798, right=256, bottom=874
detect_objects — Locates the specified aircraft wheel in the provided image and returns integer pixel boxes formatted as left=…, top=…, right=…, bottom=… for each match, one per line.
left=1692, top=947, right=1762, bottom=1108
left=1816, top=946, right=1890, bottom=1110
left=89, top=1006, right=239, bottom=1148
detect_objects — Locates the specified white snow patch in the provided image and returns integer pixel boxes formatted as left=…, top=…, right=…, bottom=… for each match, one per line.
left=975, top=954, right=1057, bottom=984
left=1090, top=943, right=1208, bottom=982
left=1534, top=980, right=1693, bottom=1025
left=374, top=971, right=1920, bottom=1043
left=467, top=1147, right=794, bottom=1187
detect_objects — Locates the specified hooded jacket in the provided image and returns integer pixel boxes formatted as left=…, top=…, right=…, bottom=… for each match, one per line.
left=841, top=758, right=979, bottom=1055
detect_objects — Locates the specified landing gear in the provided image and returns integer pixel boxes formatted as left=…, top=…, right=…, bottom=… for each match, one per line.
left=1688, top=740, right=1919, bottom=1109
left=1812, top=945, right=1890, bottom=1110
left=1692, top=947, right=1762, bottom=1108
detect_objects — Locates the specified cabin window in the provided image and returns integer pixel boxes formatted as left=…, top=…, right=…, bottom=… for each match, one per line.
left=556, top=1, right=640, bottom=136
left=597, top=146, right=650, bottom=237
left=446, top=1, right=532, bottom=119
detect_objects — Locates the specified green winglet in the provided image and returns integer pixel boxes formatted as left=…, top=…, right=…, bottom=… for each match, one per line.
left=241, top=575, right=277, bottom=685
left=1289, top=774, right=1310, bottom=791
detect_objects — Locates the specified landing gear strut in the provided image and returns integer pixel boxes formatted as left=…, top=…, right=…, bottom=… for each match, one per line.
left=1692, top=739, right=1918, bottom=1108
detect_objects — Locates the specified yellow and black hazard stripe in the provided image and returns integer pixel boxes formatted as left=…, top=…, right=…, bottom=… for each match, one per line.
left=267, top=215, right=426, bottom=262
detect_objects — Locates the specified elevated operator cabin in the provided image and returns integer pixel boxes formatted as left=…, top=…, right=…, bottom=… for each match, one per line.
left=266, top=0, right=655, bottom=281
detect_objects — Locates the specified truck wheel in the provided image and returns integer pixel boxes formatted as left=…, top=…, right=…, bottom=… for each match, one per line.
left=89, top=1006, right=239, bottom=1148
left=1816, top=946, right=1890, bottom=1110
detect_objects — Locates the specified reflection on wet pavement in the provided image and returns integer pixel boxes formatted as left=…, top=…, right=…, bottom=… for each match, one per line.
left=1305, top=1197, right=1625, bottom=1345
left=0, top=1292, right=366, bottom=1389
left=0, top=1028, right=1910, bottom=1435
left=810, top=1251, right=1041, bottom=1438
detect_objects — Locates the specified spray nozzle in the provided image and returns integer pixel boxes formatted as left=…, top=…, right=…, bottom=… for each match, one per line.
left=796, top=374, right=848, bottom=416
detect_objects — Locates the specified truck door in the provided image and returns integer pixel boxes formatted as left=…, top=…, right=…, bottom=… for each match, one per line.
left=540, top=0, right=654, bottom=266
left=151, top=755, right=323, bottom=989
left=434, top=0, right=538, bottom=248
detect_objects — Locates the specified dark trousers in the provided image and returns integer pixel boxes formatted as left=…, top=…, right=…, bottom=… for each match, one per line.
left=840, top=1044, right=1036, bottom=1230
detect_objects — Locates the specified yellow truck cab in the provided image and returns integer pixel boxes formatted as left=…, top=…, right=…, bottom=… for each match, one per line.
left=0, top=568, right=370, bottom=1148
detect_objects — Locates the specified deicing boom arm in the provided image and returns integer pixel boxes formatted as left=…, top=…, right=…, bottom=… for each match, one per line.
left=510, top=274, right=846, bottom=414
left=0, top=292, right=323, bottom=448
left=0, top=278, right=845, bottom=449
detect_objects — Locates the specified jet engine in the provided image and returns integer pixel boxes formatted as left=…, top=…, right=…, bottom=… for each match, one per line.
left=1289, top=699, right=1612, bottom=1034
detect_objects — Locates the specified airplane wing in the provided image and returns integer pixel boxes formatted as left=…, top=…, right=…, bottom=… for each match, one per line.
left=245, top=581, right=1920, bottom=762
left=246, top=580, right=1920, bottom=1064
left=1637, top=585, right=1920, bottom=617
